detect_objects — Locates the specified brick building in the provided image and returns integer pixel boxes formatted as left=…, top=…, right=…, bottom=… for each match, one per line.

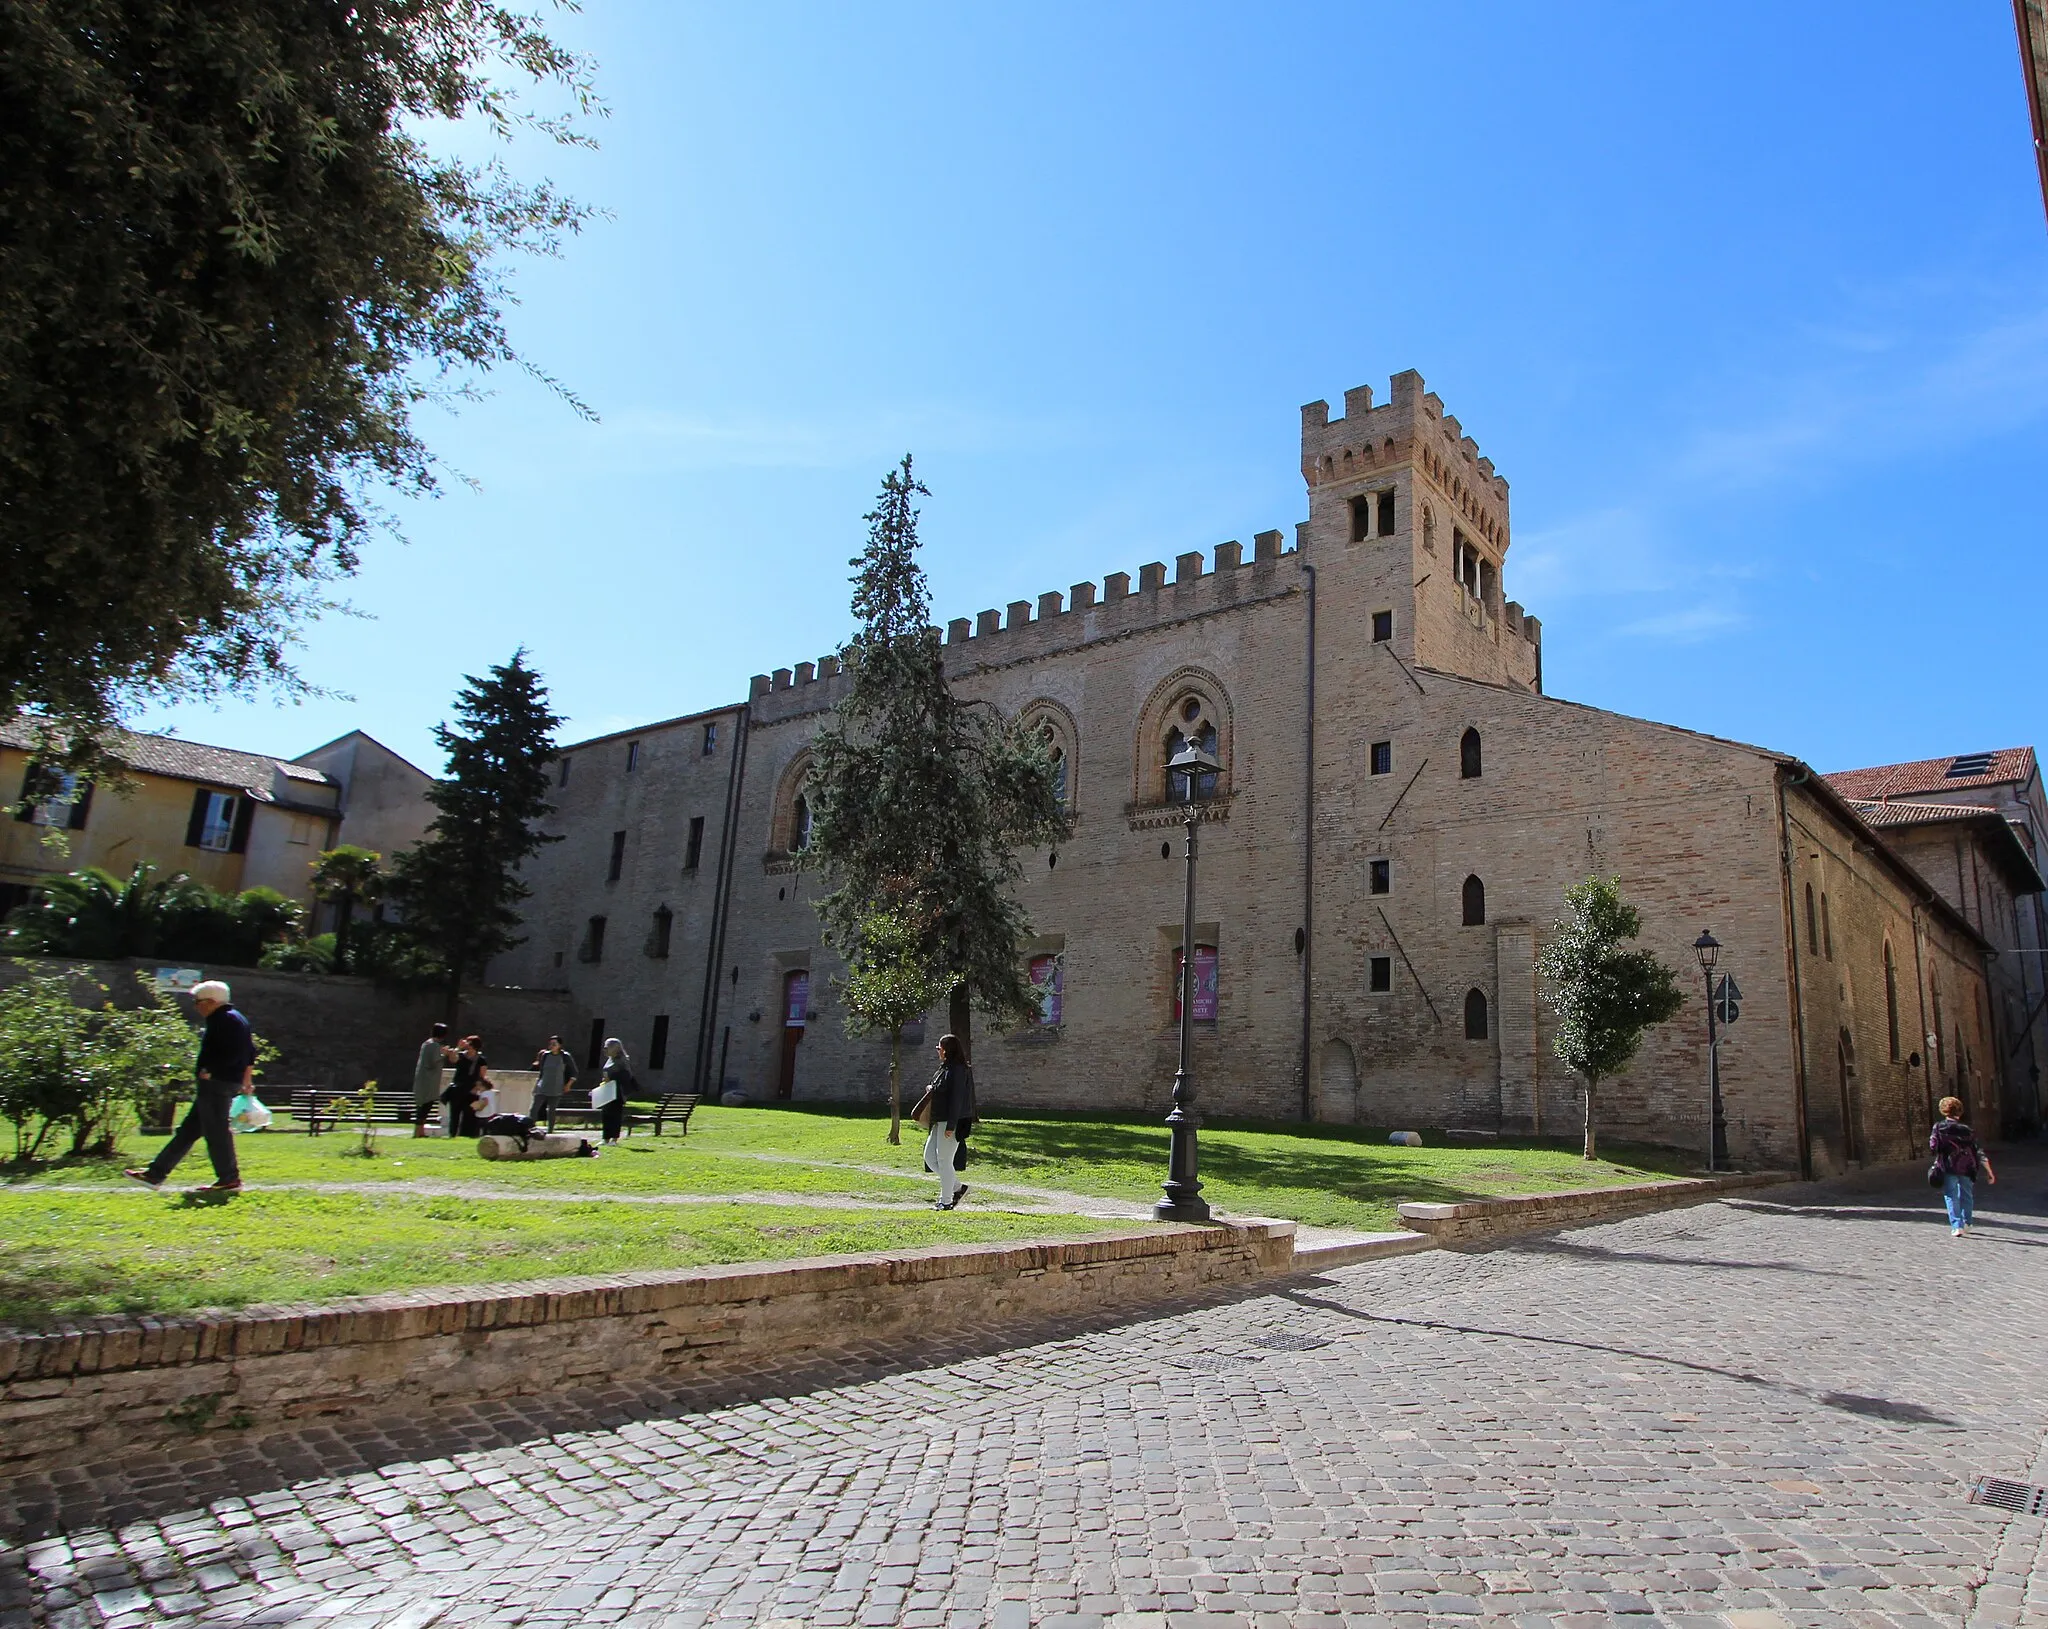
left=494, top=372, right=2020, bottom=1174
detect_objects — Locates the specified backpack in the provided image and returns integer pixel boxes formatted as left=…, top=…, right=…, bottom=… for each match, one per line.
left=480, top=1113, right=539, bottom=1150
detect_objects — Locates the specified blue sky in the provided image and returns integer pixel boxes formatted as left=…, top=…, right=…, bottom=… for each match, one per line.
left=132, top=2, right=2048, bottom=778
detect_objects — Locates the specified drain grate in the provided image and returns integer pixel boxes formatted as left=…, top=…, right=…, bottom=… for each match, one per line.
left=1250, top=1331, right=1332, bottom=1352
left=1970, top=1477, right=2048, bottom=1516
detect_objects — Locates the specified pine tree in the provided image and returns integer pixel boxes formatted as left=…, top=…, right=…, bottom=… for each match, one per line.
left=390, top=651, right=563, bottom=1012
left=806, top=457, right=1070, bottom=1066
left=1537, top=876, right=1685, bottom=1159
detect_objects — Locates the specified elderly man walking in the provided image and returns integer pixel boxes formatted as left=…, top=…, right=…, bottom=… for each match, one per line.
left=126, top=979, right=256, bottom=1194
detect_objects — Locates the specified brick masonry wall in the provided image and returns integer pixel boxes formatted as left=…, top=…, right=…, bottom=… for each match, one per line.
left=0, top=1223, right=1291, bottom=1475
left=1395, top=1172, right=1784, bottom=1244
left=0, top=958, right=573, bottom=1100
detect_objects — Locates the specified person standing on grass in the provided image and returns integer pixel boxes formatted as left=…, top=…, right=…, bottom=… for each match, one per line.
left=126, top=979, right=255, bottom=1194
left=531, top=1035, right=578, bottom=1132
left=444, top=1035, right=491, bottom=1138
left=412, top=1021, right=451, bottom=1138
left=922, top=1033, right=976, bottom=1211
left=1931, top=1096, right=1996, bottom=1236
left=594, top=1037, right=635, bottom=1144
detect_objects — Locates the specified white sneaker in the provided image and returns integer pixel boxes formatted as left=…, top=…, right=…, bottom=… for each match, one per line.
left=1952, top=1225, right=1964, bottom=1236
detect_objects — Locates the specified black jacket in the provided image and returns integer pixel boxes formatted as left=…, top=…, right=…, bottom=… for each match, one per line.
left=196, top=1005, right=256, bottom=1084
left=926, top=1059, right=976, bottom=1130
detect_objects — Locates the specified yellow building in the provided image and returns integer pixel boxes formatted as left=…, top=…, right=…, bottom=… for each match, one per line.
left=1, top=723, right=432, bottom=919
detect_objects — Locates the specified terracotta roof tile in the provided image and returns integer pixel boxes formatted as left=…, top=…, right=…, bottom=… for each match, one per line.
left=0, top=718, right=336, bottom=793
left=1823, top=746, right=2036, bottom=802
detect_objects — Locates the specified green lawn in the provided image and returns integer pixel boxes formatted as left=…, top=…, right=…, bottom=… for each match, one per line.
left=0, top=1104, right=1698, bottom=1327
left=0, top=1189, right=1143, bottom=1328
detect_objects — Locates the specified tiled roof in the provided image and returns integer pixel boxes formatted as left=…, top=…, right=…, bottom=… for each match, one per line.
left=1846, top=799, right=1999, bottom=830
left=0, top=718, right=336, bottom=793
left=1824, top=747, right=2037, bottom=801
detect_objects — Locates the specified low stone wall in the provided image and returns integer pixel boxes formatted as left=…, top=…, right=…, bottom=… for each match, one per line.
left=1396, top=1171, right=1786, bottom=1244
left=0, top=1222, right=1292, bottom=1475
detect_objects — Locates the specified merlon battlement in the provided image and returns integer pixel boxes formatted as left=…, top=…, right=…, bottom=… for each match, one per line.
left=748, top=530, right=1301, bottom=710
left=1300, top=370, right=1509, bottom=505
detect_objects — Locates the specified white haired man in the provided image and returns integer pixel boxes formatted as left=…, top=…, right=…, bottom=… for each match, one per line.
left=126, top=979, right=255, bottom=1194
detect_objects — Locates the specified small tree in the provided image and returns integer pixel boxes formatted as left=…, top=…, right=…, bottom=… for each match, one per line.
left=1537, top=877, right=1685, bottom=1160
left=389, top=651, right=563, bottom=1014
left=0, top=966, right=196, bottom=1160
left=806, top=458, right=1071, bottom=1062
left=312, top=846, right=385, bottom=974
left=840, top=905, right=950, bottom=1144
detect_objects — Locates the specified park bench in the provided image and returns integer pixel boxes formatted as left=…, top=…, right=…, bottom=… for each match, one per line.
left=549, top=1091, right=699, bottom=1137
left=290, top=1086, right=418, bottom=1135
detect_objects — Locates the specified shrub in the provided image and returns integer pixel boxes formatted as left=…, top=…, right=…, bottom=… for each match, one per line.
left=0, top=965, right=195, bottom=1160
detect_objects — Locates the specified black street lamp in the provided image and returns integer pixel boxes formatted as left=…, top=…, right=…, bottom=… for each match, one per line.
left=1692, top=929, right=1727, bottom=1172
left=1157, top=738, right=1221, bottom=1222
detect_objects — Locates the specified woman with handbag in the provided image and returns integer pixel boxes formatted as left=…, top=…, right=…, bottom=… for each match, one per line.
left=1929, top=1096, right=1995, bottom=1236
left=914, top=1033, right=975, bottom=1210
left=594, top=1037, right=635, bottom=1144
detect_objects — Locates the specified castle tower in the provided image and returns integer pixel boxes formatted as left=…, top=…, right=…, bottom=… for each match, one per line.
left=1299, top=370, right=1541, bottom=693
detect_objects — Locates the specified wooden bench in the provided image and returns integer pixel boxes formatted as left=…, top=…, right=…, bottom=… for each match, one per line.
left=548, top=1091, right=699, bottom=1136
left=290, top=1087, right=420, bottom=1135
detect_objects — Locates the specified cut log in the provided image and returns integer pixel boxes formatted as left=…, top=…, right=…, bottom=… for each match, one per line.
left=477, top=1132, right=596, bottom=1161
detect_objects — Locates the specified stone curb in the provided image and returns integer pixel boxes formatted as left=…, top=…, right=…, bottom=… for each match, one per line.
left=1396, top=1171, right=1789, bottom=1244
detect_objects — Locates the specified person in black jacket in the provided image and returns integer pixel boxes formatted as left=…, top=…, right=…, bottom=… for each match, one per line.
left=126, top=979, right=255, bottom=1193
left=922, top=1033, right=976, bottom=1210
left=1930, top=1096, right=1996, bottom=1236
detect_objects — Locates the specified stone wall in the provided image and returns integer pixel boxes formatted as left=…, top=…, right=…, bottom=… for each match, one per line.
left=0, top=1222, right=1291, bottom=1474
left=1395, top=1173, right=1783, bottom=1245
left=0, top=957, right=574, bottom=1098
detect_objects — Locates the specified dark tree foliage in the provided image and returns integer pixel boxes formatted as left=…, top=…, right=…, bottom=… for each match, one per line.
left=1536, top=876, right=1685, bottom=1160
left=389, top=651, right=562, bottom=1011
left=805, top=458, right=1072, bottom=1060
left=0, top=1, right=598, bottom=769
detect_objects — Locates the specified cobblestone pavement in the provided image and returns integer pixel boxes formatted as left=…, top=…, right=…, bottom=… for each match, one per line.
left=4, top=1157, right=2044, bottom=1629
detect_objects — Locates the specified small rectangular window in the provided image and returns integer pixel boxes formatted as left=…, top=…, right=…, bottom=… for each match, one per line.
left=651, top=906, right=673, bottom=958
left=608, top=830, right=626, bottom=882
left=587, top=1018, right=605, bottom=1070
left=649, top=1015, right=670, bottom=1069
left=626, top=741, right=641, bottom=771
left=685, top=816, right=706, bottom=870
left=1370, top=741, right=1392, bottom=776
left=1371, top=610, right=1393, bottom=643
left=1821, top=893, right=1833, bottom=961
left=1369, top=859, right=1390, bottom=895
left=1349, top=495, right=1372, bottom=541
left=559, top=756, right=571, bottom=788
left=1369, top=955, right=1392, bottom=993
left=584, top=916, right=607, bottom=962
left=187, top=789, right=238, bottom=853
left=1376, top=490, right=1395, bottom=536
left=702, top=723, right=718, bottom=757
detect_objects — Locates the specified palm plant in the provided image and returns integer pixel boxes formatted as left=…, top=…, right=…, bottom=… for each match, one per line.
left=3, top=862, right=193, bottom=959
left=311, top=846, right=385, bottom=974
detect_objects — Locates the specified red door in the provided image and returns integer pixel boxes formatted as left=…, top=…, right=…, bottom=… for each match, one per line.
left=777, top=970, right=809, bottom=1100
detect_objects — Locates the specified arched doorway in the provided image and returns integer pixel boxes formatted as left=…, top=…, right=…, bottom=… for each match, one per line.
left=1316, top=1038, right=1359, bottom=1125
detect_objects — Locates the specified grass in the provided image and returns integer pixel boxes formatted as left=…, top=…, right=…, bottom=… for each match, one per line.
left=0, top=1189, right=1143, bottom=1328
left=0, top=1104, right=1700, bottom=1328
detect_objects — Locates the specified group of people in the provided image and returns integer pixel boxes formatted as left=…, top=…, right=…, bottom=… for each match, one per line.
left=410, top=1026, right=639, bottom=1142
left=112, top=979, right=2016, bottom=1231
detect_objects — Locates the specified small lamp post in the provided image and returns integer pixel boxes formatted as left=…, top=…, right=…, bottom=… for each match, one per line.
left=1692, top=929, right=1724, bottom=1173
left=1157, top=738, right=1220, bottom=1222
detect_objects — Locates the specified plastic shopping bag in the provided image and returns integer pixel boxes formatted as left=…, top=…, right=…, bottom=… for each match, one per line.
left=229, top=1092, right=273, bottom=1133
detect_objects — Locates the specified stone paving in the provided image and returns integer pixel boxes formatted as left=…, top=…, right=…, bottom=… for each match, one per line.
left=3, top=1157, right=2043, bottom=1629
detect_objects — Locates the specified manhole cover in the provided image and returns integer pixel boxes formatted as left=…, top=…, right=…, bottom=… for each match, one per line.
left=1250, top=1332, right=1332, bottom=1352
left=1971, top=1477, right=2048, bottom=1516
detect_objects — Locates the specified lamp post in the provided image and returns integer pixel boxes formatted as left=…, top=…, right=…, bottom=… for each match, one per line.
left=1692, top=929, right=1724, bottom=1173
left=1156, top=739, right=1220, bottom=1222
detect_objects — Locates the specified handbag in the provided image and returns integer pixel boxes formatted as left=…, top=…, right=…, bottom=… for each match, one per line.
left=1927, top=1162, right=1946, bottom=1189
left=910, top=1087, right=935, bottom=1130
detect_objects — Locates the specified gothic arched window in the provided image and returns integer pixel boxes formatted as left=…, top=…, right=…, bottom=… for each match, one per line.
left=1462, top=874, right=1486, bottom=926
left=1460, top=728, right=1482, bottom=780
left=1165, top=696, right=1221, bottom=804
left=1464, top=987, right=1490, bottom=1040
left=791, top=793, right=813, bottom=852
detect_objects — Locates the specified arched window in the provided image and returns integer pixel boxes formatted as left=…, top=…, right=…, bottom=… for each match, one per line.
left=1805, top=883, right=1818, bottom=954
left=1464, top=987, right=1490, bottom=1040
left=1023, top=701, right=1079, bottom=815
left=1460, top=728, right=1481, bottom=780
left=1883, top=940, right=1901, bottom=1062
left=1166, top=695, right=1221, bottom=804
left=1136, top=670, right=1230, bottom=810
left=791, top=793, right=813, bottom=852
left=1462, top=874, right=1486, bottom=926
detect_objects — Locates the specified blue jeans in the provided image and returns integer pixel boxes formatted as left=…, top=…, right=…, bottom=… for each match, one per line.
left=1943, top=1172, right=1975, bottom=1229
